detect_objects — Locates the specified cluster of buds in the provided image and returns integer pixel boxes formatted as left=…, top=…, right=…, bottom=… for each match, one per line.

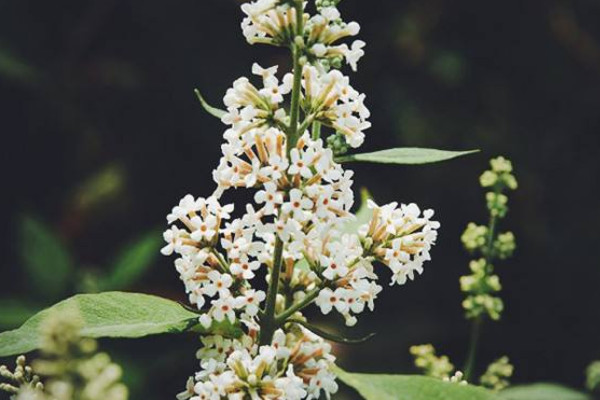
left=479, top=356, right=513, bottom=391
left=460, top=157, right=517, bottom=321
left=443, top=371, right=468, bottom=385
left=31, top=310, right=127, bottom=400
left=409, top=344, right=455, bottom=380
left=460, top=259, right=503, bottom=320
left=0, top=356, right=43, bottom=398
left=178, top=327, right=336, bottom=400
left=1, top=310, right=128, bottom=400
left=241, top=0, right=364, bottom=71
left=586, top=361, right=600, bottom=393
left=163, top=0, right=440, bottom=398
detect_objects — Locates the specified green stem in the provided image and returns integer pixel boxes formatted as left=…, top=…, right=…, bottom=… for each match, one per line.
left=311, top=121, right=322, bottom=140
left=463, top=185, right=501, bottom=379
left=275, top=286, right=321, bottom=325
left=260, top=236, right=284, bottom=345
left=286, top=0, right=305, bottom=153
left=463, top=317, right=482, bottom=380
left=209, top=247, right=229, bottom=273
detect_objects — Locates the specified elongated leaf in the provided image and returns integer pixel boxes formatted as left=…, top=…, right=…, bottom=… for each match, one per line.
left=336, top=147, right=479, bottom=165
left=194, top=89, right=226, bottom=119
left=101, top=232, right=162, bottom=290
left=336, top=368, right=498, bottom=400
left=499, top=383, right=592, bottom=400
left=0, top=292, right=241, bottom=357
left=19, top=215, right=74, bottom=299
left=287, top=319, right=375, bottom=344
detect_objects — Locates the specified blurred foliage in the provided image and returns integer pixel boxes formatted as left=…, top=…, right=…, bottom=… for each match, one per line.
left=0, top=43, right=39, bottom=84
left=1, top=216, right=161, bottom=330
left=18, top=216, right=74, bottom=300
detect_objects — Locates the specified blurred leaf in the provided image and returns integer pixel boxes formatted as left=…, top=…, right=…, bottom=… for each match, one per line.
left=19, top=215, right=74, bottom=299
left=100, top=232, right=162, bottom=291
left=0, top=44, right=39, bottom=84
left=0, top=292, right=214, bottom=357
left=336, top=368, right=497, bottom=400
left=0, top=300, right=38, bottom=330
left=342, top=188, right=373, bottom=235
left=74, top=164, right=125, bottom=212
left=194, top=89, right=226, bottom=119
left=429, top=50, right=466, bottom=86
left=336, top=148, right=479, bottom=165
left=288, top=319, right=375, bottom=344
left=499, top=383, right=592, bottom=400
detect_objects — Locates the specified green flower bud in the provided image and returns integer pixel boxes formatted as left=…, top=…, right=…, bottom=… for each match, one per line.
left=480, top=171, right=498, bottom=188
left=494, top=232, right=516, bottom=259
left=486, top=192, right=508, bottom=218
left=480, top=356, right=513, bottom=391
left=326, top=132, right=350, bottom=155
left=463, top=294, right=503, bottom=320
left=502, top=173, right=518, bottom=190
left=586, top=361, right=600, bottom=392
left=490, top=157, right=513, bottom=174
left=410, top=345, right=455, bottom=380
left=461, top=223, right=487, bottom=252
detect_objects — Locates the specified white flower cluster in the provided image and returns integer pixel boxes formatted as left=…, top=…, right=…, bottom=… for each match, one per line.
left=177, top=328, right=336, bottom=400
left=162, top=0, right=440, bottom=398
left=216, top=63, right=370, bottom=191
left=241, top=1, right=365, bottom=71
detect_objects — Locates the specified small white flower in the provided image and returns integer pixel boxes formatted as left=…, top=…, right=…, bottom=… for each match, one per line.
left=211, top=296, right=238, bottom=323
left=230, top=259, right=261, bottom=279
left=316, top=287, right=348, bottom=315
left=254, top=181, right=284, bottom=215
left=190, top=215, right=218, bottom=242
left=236, top=289, right=266, bottom=316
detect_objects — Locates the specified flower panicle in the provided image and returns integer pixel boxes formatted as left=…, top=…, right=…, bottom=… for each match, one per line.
left=460, top=156, right=517, bottom=321
left=162, top=1, right=441, bottom=398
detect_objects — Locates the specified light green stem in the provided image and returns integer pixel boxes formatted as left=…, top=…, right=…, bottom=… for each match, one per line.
left=311, top=121, right=322, bottom=140
left=286, top=0, right=305, bottom=153
left=275, top=287, right=321, bottom=325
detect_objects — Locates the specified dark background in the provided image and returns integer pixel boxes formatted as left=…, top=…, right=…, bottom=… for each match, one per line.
left=1, top=0, right=600, bottom=398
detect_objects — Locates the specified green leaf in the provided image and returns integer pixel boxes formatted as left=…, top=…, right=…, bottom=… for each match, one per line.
left=19, top=215, right=74, bottom=299
left=287, top=319, right=375, bottom=344
left=499, top=383, right=592, bottom=400
left=100, top=232, right=162, bottom=290
left=0, top=300, right=38, bottom=330
left=342, top=188, right=373, bottom=235
left=336, top=368, right=498, bottom=400
left=0, top=44, right=39, bottom=84
left=336, top=148, right=479, bottom=165
left=194, top=89, right=226, bottom=119
left=0, top=292, right=241, bottom=357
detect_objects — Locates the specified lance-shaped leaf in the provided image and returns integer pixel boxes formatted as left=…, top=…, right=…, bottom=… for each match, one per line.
left=19, top=215, right=74, bottom=299
left=287, top=319, right=375, bottom=344
left=194, top=89, right=226, bottom=119
left=336, top=367, right=498, bottom=400
left=100, top=232, right=162, bottom=290
left=499, top=383, right=593, bottom=400
left=0, top=292, right=241, bottom=357
left=336, top=147, right=479, bottom=165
